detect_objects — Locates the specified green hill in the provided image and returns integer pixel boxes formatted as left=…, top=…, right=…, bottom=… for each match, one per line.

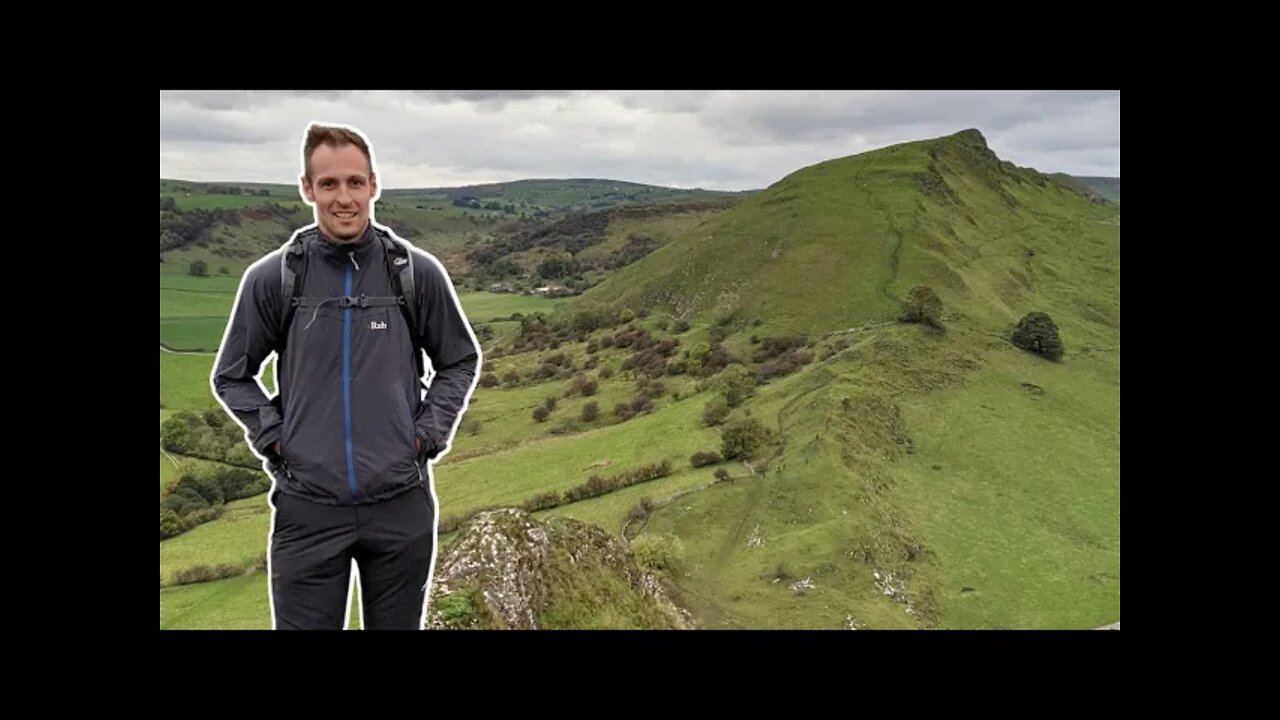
left=566, top=129, right=1119, bottom=340
left=160, top=178, right=750, bottom=286
left=384, top=177, right=754, bottom=216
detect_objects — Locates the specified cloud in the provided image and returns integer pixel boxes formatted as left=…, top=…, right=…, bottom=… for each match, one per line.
left=159, top=90, right=1120, bottom=189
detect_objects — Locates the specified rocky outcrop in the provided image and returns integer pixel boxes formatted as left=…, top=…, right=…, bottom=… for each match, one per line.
left=426, top=509, right=696, bottom=630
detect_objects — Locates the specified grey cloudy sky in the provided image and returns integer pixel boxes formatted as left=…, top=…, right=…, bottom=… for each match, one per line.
left=159, top=90, right=1119, bottom=191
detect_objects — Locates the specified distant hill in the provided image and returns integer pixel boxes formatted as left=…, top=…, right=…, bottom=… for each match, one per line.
left=565, top=129, right=1120, bottom=341
left=1074, top=176, right=1120, bottom=204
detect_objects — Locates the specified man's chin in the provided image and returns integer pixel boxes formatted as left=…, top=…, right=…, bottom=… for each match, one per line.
left=325, top=219, right=363, bottom=240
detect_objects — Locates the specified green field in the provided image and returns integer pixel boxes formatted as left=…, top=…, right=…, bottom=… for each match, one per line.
left=160, top=573, right=273, bottom=629
left=159, top=269, right=565, bottom=352
left=161, top=562, right=383, bottom=630
left=438, top=385, right=721, bottom=519
left=159, top=276, right=241, bottom=351
left=161, top=192, right=309, bottom=211
left=160, top=318, right=229, bottom=352
left=454, top=291, right=570, bottom=322
left=159, top=351, right=218, bottom=410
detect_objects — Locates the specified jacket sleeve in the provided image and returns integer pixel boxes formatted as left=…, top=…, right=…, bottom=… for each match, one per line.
left=411, top=250, right=481, bottom=463
left=211, top=255, right=286, bottom=463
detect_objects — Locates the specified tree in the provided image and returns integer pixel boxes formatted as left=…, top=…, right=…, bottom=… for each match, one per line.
left=1011, top=312, right=1064, bottom=361
left=899, top=285, right=943, bottom=328
left=189, top=259, right=208, bottom=277
left=721, top=418, right=771, bottom=460
left=709, top=366, right=756, bottom=407
left=702, top=397, right=730, bottom=427
left=537, top=258, right=573, bottom=279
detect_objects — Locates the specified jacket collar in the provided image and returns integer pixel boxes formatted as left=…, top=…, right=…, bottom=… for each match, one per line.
left=313, top=221, right=381, bottom=267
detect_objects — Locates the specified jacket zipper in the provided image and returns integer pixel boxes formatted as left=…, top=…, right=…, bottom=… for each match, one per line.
left=343, top=257, right=357, bottom=501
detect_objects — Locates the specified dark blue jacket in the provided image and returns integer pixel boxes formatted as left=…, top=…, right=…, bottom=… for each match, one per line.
left=212, top=221, right=480, bottom=505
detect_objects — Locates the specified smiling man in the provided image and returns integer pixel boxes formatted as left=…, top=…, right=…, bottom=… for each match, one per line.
left=211, top=123, right=481, bottom=630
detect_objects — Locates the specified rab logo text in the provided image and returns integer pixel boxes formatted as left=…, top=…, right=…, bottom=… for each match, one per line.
left=370, top=320, right=387, bottom=330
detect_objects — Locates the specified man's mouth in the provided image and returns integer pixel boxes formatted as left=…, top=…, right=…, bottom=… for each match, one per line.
left=334, top=211, right=357, bottom=220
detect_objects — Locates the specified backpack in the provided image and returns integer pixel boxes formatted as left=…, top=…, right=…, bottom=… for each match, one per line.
left=277, top=227, right=428, bottom=381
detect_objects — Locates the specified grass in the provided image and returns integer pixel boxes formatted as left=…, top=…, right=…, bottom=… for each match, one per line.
left=435, top=384, right=722, bottom=521
left=453, top=291, right=569, bottom=322
left=160, top=573, right=273, bottom=629
left=160, top=318, right=229, bottom=352
left=159, top=351, right=219, bottom=411
left=162, top=192, right=309, bottom=212
left=160, top=495, right=272, bottom=585
left=887, top=344, right=1120, bottom=628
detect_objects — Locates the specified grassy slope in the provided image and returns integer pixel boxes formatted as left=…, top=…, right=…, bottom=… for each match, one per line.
left=567, top=131, right=1119, bottom=340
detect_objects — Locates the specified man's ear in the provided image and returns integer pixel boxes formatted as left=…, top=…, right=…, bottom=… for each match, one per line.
left=300, top=176, right=314, bottom=203
left=370, top=172, right=378, bottom=198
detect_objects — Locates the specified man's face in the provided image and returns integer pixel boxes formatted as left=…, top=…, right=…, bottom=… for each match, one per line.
left=302, top=143, right=377, bottom=241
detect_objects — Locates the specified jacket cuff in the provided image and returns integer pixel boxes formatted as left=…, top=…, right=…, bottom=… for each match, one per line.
left=415, top=428, right=440, bottom=463
left=254, top=423, right=284, bottom=462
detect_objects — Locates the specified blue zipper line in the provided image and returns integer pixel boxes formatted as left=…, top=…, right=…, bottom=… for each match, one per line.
left=343, top=264, right=357, bottom=501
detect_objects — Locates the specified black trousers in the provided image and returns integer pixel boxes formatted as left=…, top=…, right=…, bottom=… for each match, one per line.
left=269, top=482, right=436, bottom=630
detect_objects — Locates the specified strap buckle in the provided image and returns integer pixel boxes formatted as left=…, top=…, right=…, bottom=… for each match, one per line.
left=339, top=295, right=369, bottom=308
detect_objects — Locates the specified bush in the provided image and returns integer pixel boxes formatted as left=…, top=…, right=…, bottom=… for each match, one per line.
left=522, top=491, right=562, bottom=512
left=581, top=401, right=599, bottom=422
left=710, top=366, right=757, bottom=407
left=630, top=534, right=686, bottom=577
left=1011, top=311, right=1064, bottom=361
left=673, top=320, right=690, bottom=333
left=714, top=468, right=731, bottom=482
left=189, top=260, right=208, bottom=276
left=544, top=396, right=558, bottom=411
left=755, top=350, right=814, bottom=382
left=627, top=497, right=656, bottom=523
left=479, top=372, right=500, bottom=388
left=160, top=509, right=183, bottom=540
left=201, top=408, right=227, bottom=428
left=160, top=415, right=195, bottom=454
left=899, top=285, right=943, bottom=328
left=721, top=417, right=772, bottom=460
left=703, top=397, right=730, bottom=427
left=690, top=451, right=722, bottom=468
left=532, top=407, right=550, bottom=423
left=171, top=563, right=244, bottom=586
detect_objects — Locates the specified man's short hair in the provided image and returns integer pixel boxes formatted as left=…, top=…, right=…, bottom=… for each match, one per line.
left=303, top=124, right=373, bottom=182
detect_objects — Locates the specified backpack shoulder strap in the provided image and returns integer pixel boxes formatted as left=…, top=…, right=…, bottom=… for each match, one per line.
left=278, top=228, right=316, bottom=348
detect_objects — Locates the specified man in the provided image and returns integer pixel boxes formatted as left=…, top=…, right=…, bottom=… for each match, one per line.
left=211, top=123, right=480, bottom=630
